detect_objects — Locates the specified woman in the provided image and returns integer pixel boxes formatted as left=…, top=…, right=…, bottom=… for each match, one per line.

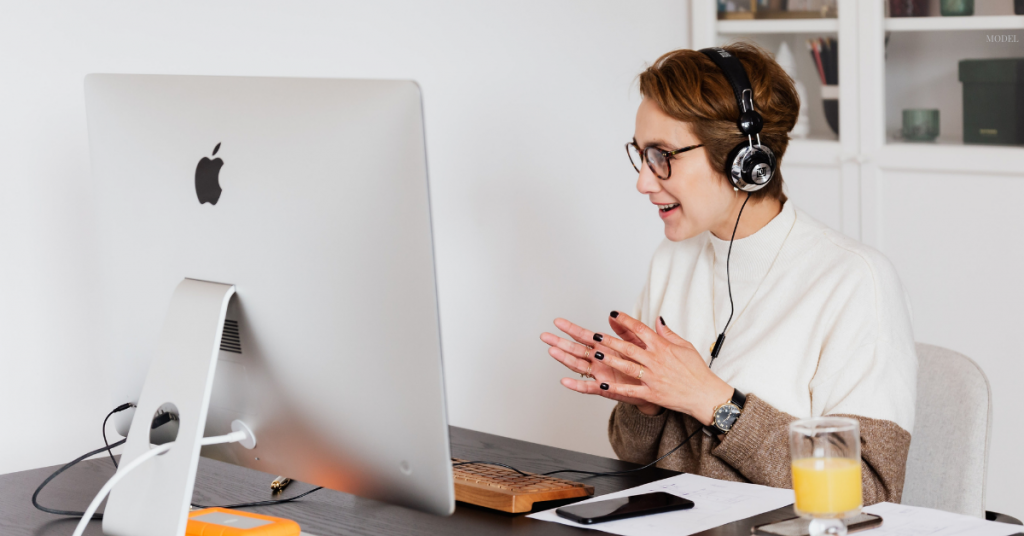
left=540, top=42, right=916, bottom=504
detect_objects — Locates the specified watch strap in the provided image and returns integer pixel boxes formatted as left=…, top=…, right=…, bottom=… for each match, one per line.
left=732, top=388, right=747, bottom=409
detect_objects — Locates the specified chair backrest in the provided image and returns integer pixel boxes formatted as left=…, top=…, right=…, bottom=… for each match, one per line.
left=902, top=343, right=992, bottom=517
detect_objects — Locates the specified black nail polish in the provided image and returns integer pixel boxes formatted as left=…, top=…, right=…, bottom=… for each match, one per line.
left=593, top=333, right=604, bottom=342
left=594, top=352, right=604, bottom=361
left=600, top=383, right=609, bottom=390
left=610, top=310, right=619, bottom=318
left=659, top=316, right=666, bottom=326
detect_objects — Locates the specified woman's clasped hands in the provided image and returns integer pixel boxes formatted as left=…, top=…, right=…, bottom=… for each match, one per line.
left=540, top=311, right=734, bottom=427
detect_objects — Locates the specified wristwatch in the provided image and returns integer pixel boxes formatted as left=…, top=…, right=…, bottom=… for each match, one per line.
left=703, top=388, right=747, bottom=437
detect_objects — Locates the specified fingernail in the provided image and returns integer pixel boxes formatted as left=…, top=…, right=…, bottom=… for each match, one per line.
left=594, top=352, right=604, bottom=360
left=600, top=383, right=609, bottom=390
left=610, top=310, right=619, bottom=318
left=593, top=333, right=604, bottom=342
left=659, top=316, right=665, bottom=326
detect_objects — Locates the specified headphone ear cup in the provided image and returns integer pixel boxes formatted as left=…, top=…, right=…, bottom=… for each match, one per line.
left=726, top=143, right=776, bottom=192
left=724, top=142, right=747, bottom=190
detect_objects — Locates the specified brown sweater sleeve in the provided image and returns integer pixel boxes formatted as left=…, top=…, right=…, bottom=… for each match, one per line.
left=712, top=394, right=912, bottom=504
left=608, top=401, right=669, bottom=465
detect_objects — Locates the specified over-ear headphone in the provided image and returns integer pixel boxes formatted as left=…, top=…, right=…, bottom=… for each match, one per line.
left=699, top=47, right=776, bottom=192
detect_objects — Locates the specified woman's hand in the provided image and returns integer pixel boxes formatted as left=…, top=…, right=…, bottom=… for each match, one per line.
left=579, top=311, right=734, bottom=426
left=541, top=317, right=661, bottom=415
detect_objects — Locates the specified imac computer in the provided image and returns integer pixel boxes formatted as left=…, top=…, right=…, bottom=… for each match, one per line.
left=84, top=74, right=454, bottom=534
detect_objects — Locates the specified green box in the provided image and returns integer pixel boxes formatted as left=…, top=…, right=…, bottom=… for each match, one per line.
left=958, top=58, right=1024, bottom=145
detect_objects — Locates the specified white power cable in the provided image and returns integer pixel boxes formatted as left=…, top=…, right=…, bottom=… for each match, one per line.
left=71, top=430, right=250, bottom=536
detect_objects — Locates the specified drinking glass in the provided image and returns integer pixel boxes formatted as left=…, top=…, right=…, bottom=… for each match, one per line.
left=789, top=417, right=862, bottom=536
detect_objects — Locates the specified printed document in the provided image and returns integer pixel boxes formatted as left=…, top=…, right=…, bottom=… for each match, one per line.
left=528, top=473, right=794, bottom=536
left=862, top=502, right=1023, bottom=536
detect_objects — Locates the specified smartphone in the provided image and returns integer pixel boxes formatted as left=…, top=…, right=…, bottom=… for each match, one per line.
left=555, top=492, right=695, bottom=525
left=753, top=513, right=882, bottom=535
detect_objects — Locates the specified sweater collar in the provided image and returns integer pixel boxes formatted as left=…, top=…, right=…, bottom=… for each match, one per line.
left=708, top=200, right=796, bottom=280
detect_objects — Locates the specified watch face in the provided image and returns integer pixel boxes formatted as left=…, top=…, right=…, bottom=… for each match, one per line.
left=714, top=403, right=742, bottom=431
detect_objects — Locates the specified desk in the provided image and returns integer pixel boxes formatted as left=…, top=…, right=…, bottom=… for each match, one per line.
left=1, top=426, right=796, bottom=535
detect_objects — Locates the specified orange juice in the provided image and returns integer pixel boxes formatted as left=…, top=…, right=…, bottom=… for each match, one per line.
left=791, top=457, right=862, bottom=515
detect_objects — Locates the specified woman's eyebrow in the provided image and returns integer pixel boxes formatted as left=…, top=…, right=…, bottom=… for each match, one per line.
left=637, top=138, right=676, bottom=149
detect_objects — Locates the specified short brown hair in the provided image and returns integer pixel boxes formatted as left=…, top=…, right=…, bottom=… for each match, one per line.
left=638, top=41, right=799, bottom=203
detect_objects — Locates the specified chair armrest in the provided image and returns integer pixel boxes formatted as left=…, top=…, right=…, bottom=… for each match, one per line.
left=986, top=510, right=1023, bottom=525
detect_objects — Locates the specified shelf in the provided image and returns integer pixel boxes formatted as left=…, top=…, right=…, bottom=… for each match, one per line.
left=884, top=15, right=1024, bottom=32
left=717, top=18, right=838, bottom=35
left=875, top=141, right=1024, bottom=175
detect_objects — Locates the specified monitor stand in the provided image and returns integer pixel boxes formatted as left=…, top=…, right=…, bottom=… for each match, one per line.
left=102, top=278, right=236, bottom=536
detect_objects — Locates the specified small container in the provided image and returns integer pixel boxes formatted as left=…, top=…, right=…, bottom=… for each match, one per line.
left=940, top=0, right=973, bottom=16
left=902, top=109, right=940, bottom=141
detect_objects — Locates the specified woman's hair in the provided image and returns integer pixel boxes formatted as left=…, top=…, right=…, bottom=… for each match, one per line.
left=637, top=41, right=800, bottom=203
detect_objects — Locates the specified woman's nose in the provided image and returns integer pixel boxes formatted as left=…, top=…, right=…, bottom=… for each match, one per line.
left=636, top=164, right=662, bottom=195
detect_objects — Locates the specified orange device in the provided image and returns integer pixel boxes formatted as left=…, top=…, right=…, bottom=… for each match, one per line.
left=186, top=508, right=301, bottom=536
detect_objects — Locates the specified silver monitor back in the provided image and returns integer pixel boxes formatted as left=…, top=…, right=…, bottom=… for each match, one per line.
left=84, top=74, right=454, bottom=516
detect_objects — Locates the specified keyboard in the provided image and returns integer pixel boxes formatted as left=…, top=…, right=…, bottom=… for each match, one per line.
left=451, top=458, right=594, bottom=513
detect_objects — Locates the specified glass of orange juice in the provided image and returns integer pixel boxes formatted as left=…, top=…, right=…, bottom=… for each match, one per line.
left=789, top=417, right=861, bottom=536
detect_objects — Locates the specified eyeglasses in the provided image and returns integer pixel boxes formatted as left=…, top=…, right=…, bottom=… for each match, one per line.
left=626, top=140, right=705, bottom=180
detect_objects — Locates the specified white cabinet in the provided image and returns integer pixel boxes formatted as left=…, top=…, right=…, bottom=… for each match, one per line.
left=691, top=0, right=1024, bottom=518
left=690, top=0, right=1024, bottom=247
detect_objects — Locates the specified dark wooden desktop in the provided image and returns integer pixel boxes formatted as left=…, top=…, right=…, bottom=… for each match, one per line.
left=1, top=426, right=797, bottom=536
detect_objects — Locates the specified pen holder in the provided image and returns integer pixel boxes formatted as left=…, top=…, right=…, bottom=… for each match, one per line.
left=821, top=85, right=839, bottom=136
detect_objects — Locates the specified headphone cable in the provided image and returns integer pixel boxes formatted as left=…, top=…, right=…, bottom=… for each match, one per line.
left=709, top=191, right=751, bottom=368
left=455, top=424, right=703, bottom=480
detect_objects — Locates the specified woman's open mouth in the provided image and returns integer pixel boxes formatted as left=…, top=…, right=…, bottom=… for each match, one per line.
left=657, top=203, right=679, bottom=218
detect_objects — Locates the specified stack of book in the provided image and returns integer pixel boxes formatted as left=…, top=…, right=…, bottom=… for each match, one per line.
left=807, top=37, right=838, bottom=85
left=807, top=36, right=840, bottom=135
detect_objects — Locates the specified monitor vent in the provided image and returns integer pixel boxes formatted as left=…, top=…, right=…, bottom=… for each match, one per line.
left=220, top=319, right=242, bottom=354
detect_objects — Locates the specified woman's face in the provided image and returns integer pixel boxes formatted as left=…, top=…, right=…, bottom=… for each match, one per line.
left=633, top=98, right=736, bottom=242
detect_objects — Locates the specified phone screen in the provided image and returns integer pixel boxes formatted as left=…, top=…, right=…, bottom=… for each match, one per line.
left=555, top=492, right=695, bottom=524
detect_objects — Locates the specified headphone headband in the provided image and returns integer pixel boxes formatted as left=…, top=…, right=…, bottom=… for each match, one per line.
left=697, top=46, right=775, bottom=192
left=699, top=47, right=763, bottom=136
left=700, top=48, right=754, bottom=112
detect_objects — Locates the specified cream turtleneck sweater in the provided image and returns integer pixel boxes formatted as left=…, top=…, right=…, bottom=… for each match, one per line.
left=609, top=200, right=917, bottom=504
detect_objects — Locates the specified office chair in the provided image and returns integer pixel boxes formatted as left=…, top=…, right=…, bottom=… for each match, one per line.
left=902, top=343, right=1021, bottom=524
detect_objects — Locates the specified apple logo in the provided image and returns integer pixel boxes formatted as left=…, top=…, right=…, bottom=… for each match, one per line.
left=195, top=142, right=224, bottom=205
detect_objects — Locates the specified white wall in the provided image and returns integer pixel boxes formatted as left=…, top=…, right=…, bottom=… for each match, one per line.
left=0, top=0, right=686, bottom=474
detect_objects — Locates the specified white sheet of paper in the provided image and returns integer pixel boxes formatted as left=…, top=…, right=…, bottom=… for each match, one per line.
left=862, top=502, right=1023, bottom=536
left=527, top=473, right=794, bottom=536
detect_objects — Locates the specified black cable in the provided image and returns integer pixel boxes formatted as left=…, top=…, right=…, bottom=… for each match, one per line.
left=541, top=424, right=704, bottom=478
left=33, top=404, right=325, bottom=520
left=452, top=460, right=530, bottom=477
left=446, top=424, right=704, bottom=482
left=190, top=486, right=324, bottom=509
left=32, top=439, right=127, bottom=520
left=102, top=403, right=134, bottom=469
left=709, top=191, right=752, bottom=368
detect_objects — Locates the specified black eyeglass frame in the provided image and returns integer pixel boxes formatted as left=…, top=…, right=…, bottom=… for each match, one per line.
left=626, top=140, right=705, bottom=180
